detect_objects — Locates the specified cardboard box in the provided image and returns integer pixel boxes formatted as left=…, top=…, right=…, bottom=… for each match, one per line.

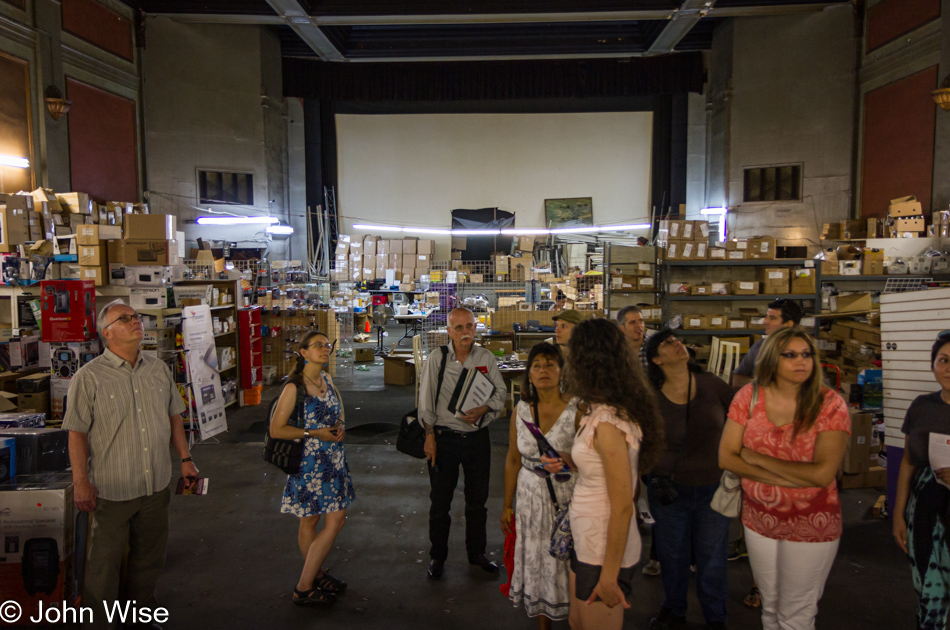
left=711, top=282, right=732, bottom=295
left=693, top=242, right=708, bottom=260
left=690, top=283, right=713, bottom=296
left=638, top=277, right=655, bottom=290
left=75, top=224, right=122, bottom=245
left=709, top=247, right=727, bottom=260
left=17, top=373, right=50, bottom=393
left=124, top=240, right=180, bottom=266
left=484, top=339, right=513, bottom=355
left=403, top=238, right=417, bottom=255
left=862, top=248, right=884, bottom=275
left=707, top=315, right=728, bottom=330
left=0, top=205, right=30, bottom=250
left=727, top=319, right=747, bottom=330
left=833, top=292, right=872, bottom=313
left=684, top=314, right=708, bottom=329
left=733, top=281, right=760, bottom=295
left=843, top=410, right=873, bottom=474
left=791, top=268, right=817, bottom=294
left=517, top=236, right=535, bottom=252
left=840, top=219, right=867, bottom=240
left=106, top=239, right=125, bottom=265
left=77, top=245, right=105, bottom=267
left=18, top=390, right=49, bottom=414
left=749, top=236, right=777, bottom=260
left=335, top=234, right=350, bottom=255
left=889, top=196, right=923, bottom=217
left=838, top=260, right=862, bottom=276
left=354, top=347, right=375, bottom=362
left=125, top=265, right=174, bottom=287
left=79, top=264, right=107, bottom=286
left=693, top=221, right=710, bottom=241
left=416, top=255, right=431, bottom=270
left=668, top=282, right=690, bottom=294
left=451, top=237, right=467, bottom=251
left=40, top=280, right=96, bottom=342
left=840, top=466, right=888, bottom=489
left=376, top=239, right=389, bottom=256
left=363, top=236, right=377, bottom=256
left=726, top=250, right=747, bottom=261
left=417, top=239, right=434, bottom=255
left=383, top=354, right=415, bottom=385
left=894, top=217, right=925, bottom=232
left=757, top=268, right=790, bottom=295
left=54, top=192, right=92, bottom=214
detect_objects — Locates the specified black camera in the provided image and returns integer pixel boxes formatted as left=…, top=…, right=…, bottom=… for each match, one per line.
left=649, top=474, right=678, bottom=506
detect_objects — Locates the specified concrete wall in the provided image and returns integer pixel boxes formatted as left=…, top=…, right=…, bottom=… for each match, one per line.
left=144, top=18, right=305, bottom=261
left=0, top=0, right=141, bottom=193
left=703, top=6, right=856, bottom=251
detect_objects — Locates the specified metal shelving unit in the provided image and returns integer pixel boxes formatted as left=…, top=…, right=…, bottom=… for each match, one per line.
left=603, top=242, right=660, bottom=321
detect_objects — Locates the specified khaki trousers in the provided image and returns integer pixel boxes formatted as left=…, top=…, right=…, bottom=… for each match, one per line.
left=84, top=486, right=170, bottom=630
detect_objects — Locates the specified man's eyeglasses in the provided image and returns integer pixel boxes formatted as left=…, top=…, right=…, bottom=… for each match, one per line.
left=103, top=313, right=143, bottom=331
left=780, top=351, right=814, bottom=360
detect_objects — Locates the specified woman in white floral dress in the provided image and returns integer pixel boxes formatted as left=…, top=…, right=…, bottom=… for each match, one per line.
left=270, top=331, right=355, bottom=606
left=502, top=342, right=581, bottom=629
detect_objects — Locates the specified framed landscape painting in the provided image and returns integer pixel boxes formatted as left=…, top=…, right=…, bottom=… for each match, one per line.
left=544, top=197, right=593, bottom=228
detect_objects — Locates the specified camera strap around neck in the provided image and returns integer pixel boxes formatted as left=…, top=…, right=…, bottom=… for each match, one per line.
left=532, top=402, right=561, bottom=509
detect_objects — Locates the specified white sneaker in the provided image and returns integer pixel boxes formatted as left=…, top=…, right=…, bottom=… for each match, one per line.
left=642, top=559, right=661, bottom=576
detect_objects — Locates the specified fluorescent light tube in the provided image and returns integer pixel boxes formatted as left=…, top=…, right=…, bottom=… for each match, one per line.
left=451, top=229, right=500, bottom=235
left=352, top=224, right=404, bottom=232
left=501, top=229, right=552, bottom=235
left=196, top=216, right=279, bottom=226
left=700, top=207, right=728, bottom=215
left=599, top=223, right=652, bottom=231
left=0, top=155, right=29, bottom=169
left=266, top=225, right=294, bottom=235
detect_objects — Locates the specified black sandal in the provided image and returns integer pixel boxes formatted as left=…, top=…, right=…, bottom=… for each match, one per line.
left=314, top=570, right=347, bottom=594
left=292, top=587, right=336, bottom=606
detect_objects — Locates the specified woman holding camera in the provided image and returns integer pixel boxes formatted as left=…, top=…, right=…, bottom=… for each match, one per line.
left=643, top=329, right=736, bottom=630
left=271, top=331, right=355, bottom=606
left=555, top=318, right=664, bottom=630
left=501, top=343, right=581, bottom=629
left=719, top=327, right=850, bottom=630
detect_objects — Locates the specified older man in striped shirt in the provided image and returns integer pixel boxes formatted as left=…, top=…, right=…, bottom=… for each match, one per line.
left=64, top=300, right=195, bottom=629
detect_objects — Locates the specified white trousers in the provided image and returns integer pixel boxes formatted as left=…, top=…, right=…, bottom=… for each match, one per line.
left=743, top=526, right=840, bottom=630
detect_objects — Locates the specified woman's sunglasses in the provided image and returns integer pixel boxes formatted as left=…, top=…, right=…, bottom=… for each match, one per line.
left=531, top=464, right=572, bottom=483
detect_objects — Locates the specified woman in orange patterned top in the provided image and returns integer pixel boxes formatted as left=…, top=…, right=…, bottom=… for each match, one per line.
left=718, top=327, right=850, bottom=630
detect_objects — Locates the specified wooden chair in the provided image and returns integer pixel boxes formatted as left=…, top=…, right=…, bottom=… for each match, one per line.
left=710, top=337, right=741, bottom=383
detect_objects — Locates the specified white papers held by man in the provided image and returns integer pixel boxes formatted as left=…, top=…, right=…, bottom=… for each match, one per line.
left=449, top=368, right=496, bottom=423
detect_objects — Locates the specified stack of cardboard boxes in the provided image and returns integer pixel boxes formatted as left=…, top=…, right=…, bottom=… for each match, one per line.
left=840, top=408, right=886, bottom=488
left=332, top=235, right=436, bottom=286
left=658, top=220, right=711, bottom=261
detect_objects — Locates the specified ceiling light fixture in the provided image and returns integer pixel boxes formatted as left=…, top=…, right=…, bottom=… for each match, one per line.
left=0, top=155, right=30, bottom=169
left=933, top=74, right=950, bottom=112
left=196, top=216, right=279, bottom=226
left=265, top=225, right=295, bottom=235
left=44, top=86, right=71, bottom=121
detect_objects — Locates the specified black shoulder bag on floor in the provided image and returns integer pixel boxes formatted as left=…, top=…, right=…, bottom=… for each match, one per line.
left=397, top=346, right=448, bottom=459
left=262, top=375, right=308, bottom=474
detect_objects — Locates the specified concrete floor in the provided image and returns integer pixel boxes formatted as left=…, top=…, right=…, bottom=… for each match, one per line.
left=156, top=339, right=918, bottom=629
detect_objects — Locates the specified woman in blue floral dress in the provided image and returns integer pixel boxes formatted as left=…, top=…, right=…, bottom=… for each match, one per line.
left=270, top=331, right=355, bottom=606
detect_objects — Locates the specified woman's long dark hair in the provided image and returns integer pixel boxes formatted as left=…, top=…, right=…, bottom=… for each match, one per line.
left=520, top=342, right=564, bottom=405
left=291, top=331, right=330, bottom=377
left=564, top=318, right=664, bottom=472
left=644, top=327, right=703, bottom=390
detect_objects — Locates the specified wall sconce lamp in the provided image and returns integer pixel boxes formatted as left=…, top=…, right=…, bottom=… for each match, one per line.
left=44, top=86, right=71, bottom=121
left=933, top=75, right=950, bottom=112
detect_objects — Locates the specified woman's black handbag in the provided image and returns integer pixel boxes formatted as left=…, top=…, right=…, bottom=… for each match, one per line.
left=262, top=376, right=307, bottom=474
left=396, top=347, right=448, bottom=458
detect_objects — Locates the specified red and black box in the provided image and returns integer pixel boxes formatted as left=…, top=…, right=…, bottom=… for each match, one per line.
left=40, top=280, right=97, bottom=342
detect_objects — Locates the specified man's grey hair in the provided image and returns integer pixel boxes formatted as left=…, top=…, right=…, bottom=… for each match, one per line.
left=616, top=305, right=642, bottom=325
left=97, top=299, right=130, bottom=345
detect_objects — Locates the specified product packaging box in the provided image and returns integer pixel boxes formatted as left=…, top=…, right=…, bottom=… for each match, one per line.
left=39, top=280, right=96, bottom=343
left=125, top=214, right=176, bottom=240
left=0, top=428, right=68, bottom=473
left=417, top=239, right=435, bottom=255
left=727, top=319, right=747, bottom=330
left=17, top=373, right=50, bottom=394
left=403, top=238, right=417, bottom=255
left=123, top=240, right=180, bottom=266
left=0, top=336, right=40, bottom=372
left=50, top=377, right=70, bottom=420
left=862, top=249, right=884, bottom=276
left=711, top=282, right=732, bottom=295
left=894, top=217, right=925, bottom=232
left=354, top=348, right=375, bottom=362
left=129, top=287, right=171, bottom=310
left=690, top=283, right=713, bottom=296
left=726, top=250, right=747, bottom=261
left=757, top=268, right=790, bottom=295
left=363, top=236, right=377, bottom=256
left=748, top=236, right=777, bottom=260
left=709, top=247, right=727, bottom=260
left=707, top=315, right=728, bottom=330
left=79, top=264, right=107, bottom=286
left=843, top=410, right=873, bottom=474
left=838, top=261, right=862, bottom=276
left=683, top=314, right=708, bottom=330
left=0, top=473, right=78, bottom=618
left=54, top=191, right=92, bottom=214
left=832, top=293, right=872, bottom=313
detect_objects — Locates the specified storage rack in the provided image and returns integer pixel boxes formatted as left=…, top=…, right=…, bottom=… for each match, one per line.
left=603, top=242, right=662, bottom=323
left=661, top=259, right=822, bottom=335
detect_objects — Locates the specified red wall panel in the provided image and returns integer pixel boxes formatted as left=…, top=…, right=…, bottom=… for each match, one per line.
left=62, top=0, right=133, bottom=61
left=867, top=0, right=940, bottom=52
left=0, top=52, right=33, bottom=194
left=860, top=66, right=938, bottom=218
left=66, top=78, right=138, bottom=202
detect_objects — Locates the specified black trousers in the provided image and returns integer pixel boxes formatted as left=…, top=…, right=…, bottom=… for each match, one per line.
left=428, top=427, right=491, bottom=562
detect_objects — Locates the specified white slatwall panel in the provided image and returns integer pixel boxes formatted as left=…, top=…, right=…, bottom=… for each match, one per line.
left=880, top=288, right=950, bottom=448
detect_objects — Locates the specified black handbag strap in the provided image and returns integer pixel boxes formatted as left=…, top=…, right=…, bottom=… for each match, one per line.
left=532, top=402, right=561, bottom=509
left=274, top=374, right=308, bottom=429
left=434, top=346, right=448, bottom=407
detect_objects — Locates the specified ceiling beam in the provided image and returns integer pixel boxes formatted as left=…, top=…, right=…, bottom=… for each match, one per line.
left=646, top=0, right=713, bottom=56
left=265, top=0, right=343, bottom=61
left=310, top=10, right=676, bottom=26
left=167, top=13, right=285, bottom=24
